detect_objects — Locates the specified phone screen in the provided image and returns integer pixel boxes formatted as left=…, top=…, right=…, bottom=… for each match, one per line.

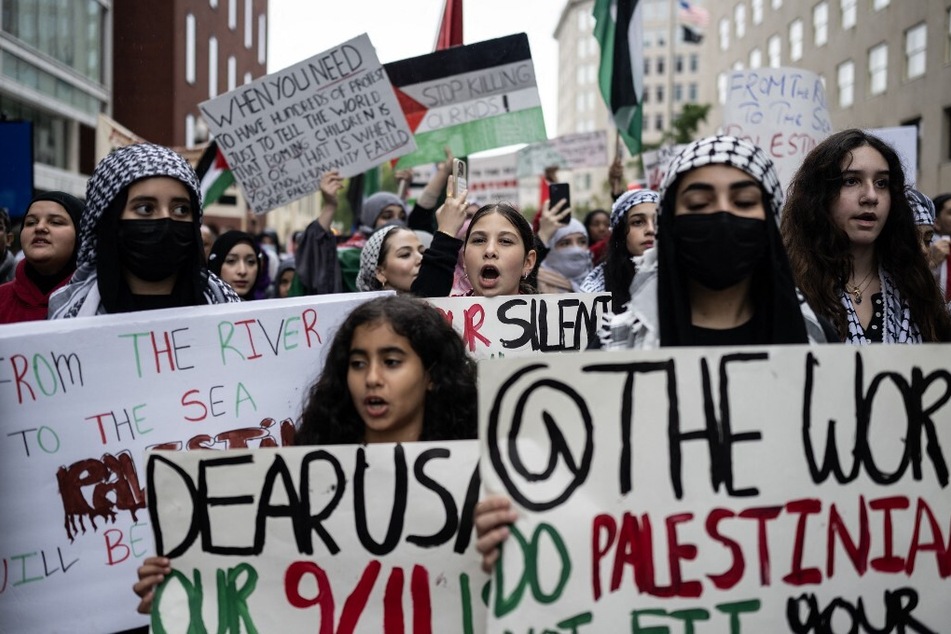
left=450, top=159, right=467, bottom=197
left=549, top=183, right=571, bottom=223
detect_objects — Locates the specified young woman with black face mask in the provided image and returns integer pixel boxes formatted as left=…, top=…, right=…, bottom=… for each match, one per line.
left=48, top=144, right=240, bottom=318
left=603, top=135, right=833, bottom=348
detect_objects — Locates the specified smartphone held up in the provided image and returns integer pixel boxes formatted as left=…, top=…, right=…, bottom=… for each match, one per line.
left=549, top=182, right=571, bottom=224
left=448, top=158, right=467, bottom=198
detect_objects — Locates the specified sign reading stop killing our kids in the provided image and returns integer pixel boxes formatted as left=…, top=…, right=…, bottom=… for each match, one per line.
left=478, top=344, right=951, bottom=632
left=721, top=66, right=833, bottom=190
left=146, top=442, right=487, bottom=633
left=199, top=34, right=416, bottom=214
left=0, top=293, right=385, bottom=633
left=427, top=293, right=612, bottom=359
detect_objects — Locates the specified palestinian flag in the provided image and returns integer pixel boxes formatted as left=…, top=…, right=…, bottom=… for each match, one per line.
left=384, top=33, right=547, bottom=169
left=594, top=0, right=645, bottom=155
left=195, top=139, right=235, bottom=206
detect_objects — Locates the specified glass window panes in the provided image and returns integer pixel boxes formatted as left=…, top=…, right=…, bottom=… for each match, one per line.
left=868, top=43, right=887, bottom=95
left=752, top=0, right=763, bottom=24
left=841, top=0, right=856, bottom=30
left=813, top=2, right=828, bottom=46
left=790, top=19, right=804, bottom=61
left=735, top=4, right=746, bottom=39
left=719, top=18, right=731, bottom=50
left=750, top=48, right=762, bottom=68
left=837, top=60, right=854, bottom=107
left=768, top=34, right=782, bottom=67
left=905, top=23, right=926, bottom=79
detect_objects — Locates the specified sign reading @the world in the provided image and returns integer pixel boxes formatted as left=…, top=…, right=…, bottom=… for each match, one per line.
left=200, top=33, right=416, bottom=214
left=478, top=344, right=951, bottom=632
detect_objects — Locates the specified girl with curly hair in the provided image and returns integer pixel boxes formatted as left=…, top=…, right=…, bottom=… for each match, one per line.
left=782, top=129, right=951, bottom=343
left=294, top=294, right=477, bottom=445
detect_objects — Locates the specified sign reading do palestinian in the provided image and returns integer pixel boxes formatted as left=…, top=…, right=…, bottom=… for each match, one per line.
left=0, top=293, right=382, bottom=633
left=478, top=344, right=951, bottom=632
left=200, top=34, right=416, bottom=214
left=146, top=442, right=487, bottom=632
left=721, top=67, right=832, bottom=190
left=427, top=293, right=612, bottom=359
left=385, top=33, right=548, bottom=169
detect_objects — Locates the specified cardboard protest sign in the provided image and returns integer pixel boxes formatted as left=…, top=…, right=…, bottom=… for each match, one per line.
left=146, top=442, right=487, bottom=632
left=478, top=344, right=951, bottom=632
left=470, top=152, right=520, bottom=204
left=199, top=34, right=416, bottom=214
left=427, top=293, right=612, bottom=359
left=516, top=131, right=609, bottom=178
left=385, top=33, right=548, bottom=169
left=0, top=293, right=384, bottom=632
left=722, top=67, right=833, bottom=189
left=641, top=143, right=687, bottom=191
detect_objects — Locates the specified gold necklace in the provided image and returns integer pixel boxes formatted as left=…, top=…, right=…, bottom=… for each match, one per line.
left=846, top=270, right=874, bottom=305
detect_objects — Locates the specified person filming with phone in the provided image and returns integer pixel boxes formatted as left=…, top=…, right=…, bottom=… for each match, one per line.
left=532, top=182, right=593, bottom=294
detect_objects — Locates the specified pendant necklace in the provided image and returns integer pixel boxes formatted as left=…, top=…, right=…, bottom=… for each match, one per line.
left=846, top=270, right=874, bottom=305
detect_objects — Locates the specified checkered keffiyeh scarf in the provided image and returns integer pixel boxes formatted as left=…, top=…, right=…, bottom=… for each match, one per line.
left=659, top=135, right=784, bottom=221
left=842, top=267, right=921, bottom=344
left=49, top=143, right=238, bottom=318
left=357, top=224, right=400, bottom=292
left=906, top=187, right=935, bottom=227
left=610, top=189, right=660, bottom=228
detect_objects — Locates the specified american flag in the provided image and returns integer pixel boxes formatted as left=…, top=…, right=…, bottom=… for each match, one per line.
left=678, top=0, right=711, bottom=28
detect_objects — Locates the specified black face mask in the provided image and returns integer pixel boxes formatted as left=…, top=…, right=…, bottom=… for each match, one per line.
left=117, top=219, right=195, bottom=282
left=673, top=212, right=767, bottom=290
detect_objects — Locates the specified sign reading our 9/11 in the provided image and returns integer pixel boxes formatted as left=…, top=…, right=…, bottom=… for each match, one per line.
left=385, top=33, right=548, bottom=169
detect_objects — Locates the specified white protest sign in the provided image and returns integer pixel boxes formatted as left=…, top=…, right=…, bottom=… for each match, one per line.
left=478, top=344, right=951, bottom=632
left=426, top=293, right=612, bottom=359
left=0, top=293, right=384, bottom=633
left=516, top=131, right=610, bottom=178
left=869, top=126, right=918, bottom=188
left=200, top=34, right=416, bottom=214
left=641, top=143, right=687, bottom=191
left=722, top=67, right=833, bottom=190
left=469, top=152, right=519, bottom=204
left=146, top=442, right=487, bottom=632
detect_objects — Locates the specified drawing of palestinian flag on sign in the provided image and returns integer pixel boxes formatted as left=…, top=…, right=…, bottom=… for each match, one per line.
left=384, top=33, right=547, bottom=168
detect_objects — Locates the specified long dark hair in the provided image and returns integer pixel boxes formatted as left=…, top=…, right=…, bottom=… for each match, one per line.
left=464, top=202, right=537, bottom=295
left=782, top=128, right=951, bottom=341
left=603, top=214, right=637, bottom=313
left=295, top=296, right=477, bottom=445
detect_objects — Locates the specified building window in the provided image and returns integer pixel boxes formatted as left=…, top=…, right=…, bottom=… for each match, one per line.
left=674, top=83, right=683, bottom=102
left=228, top=56, right=237, bottom=91
left=789, top=19, right=803, bottom=61
left=185, top=14, right=196, bottom=84
left=750, top=48, right=762, bottom=68
left=244, top=0, right=253, bottom=48
left=719, top=18, right=731, bottom=51
left=209, top=36, right=219, bottom=97
left=675, top=55, right=683, bottom=73
left=657, top=57, right=665, bottom=74
left=228, top=0, right=237, bottom=29
left=655, top=114, right=664, bottom=131
left=186, top=114, right=196, bottom=148
left=813, top=2, right=828, bottom=46
left=644, top=58, right=651, bottom=76
left=772, top=0, right=782, bottom=8
left=837, top=60, right=854, bottom=107
left=656, top=85, right=665, bottom=103
left=576, top=93, right=586, bottom=112
left=768, top=34, right=782, bottom=67
left=690, top=53, right=699, bottom=72
left=752, top=0, right=763, bottom=24
left=868, top=43, right=887, bottom=95
left=244, top=72, right=252, bottom=85
left=905, top=23, right=926, bottom=80
left=689, top=83, right=698, bottom=101
left=718, top=72, right=728, bottom=104
left=210, top=0, right=218, bottom=7
left=643, top=86, right=650, bottom=104
left=657, top=30, right=667, bottom=47
left=735, top=4, right=746, bottom=39
left=258, top=14, right=267, bottom=65
left=841, top=0, right=856, bottom=29
left=872, top=0, right=888, bottom=9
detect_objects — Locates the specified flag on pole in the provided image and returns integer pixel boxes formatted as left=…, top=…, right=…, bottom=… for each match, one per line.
left=594, top=0, right=645, bottom=155
left=434, top=0, right=463, bottom=50
left=195, top=139, right=234, bottom=206
left=677, top=0, right=710, bottom=28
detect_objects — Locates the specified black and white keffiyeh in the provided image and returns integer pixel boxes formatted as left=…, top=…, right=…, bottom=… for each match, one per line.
left=609, top=189, right=661, bottom=228
left=659, top=135, right=784, bottom=221
left=906, top=187, right=936, bottom=227
left=49, top=143, right=238, bottom=318
left=842, top=267, right=921, bottom=344
left=357, top=224, right=400, bottom=292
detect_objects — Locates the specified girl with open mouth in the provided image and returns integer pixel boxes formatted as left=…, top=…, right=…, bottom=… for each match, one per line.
left=461, top=202, right=538, bottom=297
